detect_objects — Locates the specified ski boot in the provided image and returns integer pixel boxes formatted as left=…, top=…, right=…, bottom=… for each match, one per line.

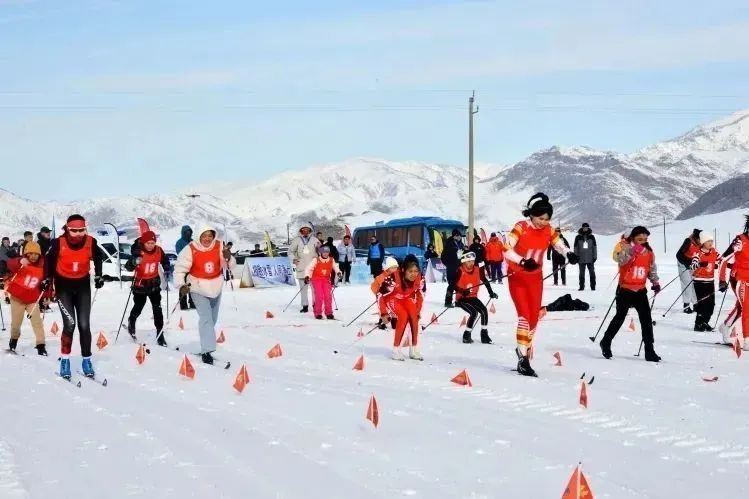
left=515, top=348, right=538, bottom=377
left=326, top=314, right=335, bottom=320
left=201, top=352, right=214, bottom=365
left=444, top=296, right=454, bottom=308
left=300, top=305, right=309, bottom=313
left=600, top=338, right=613, bottom=359
left=643, top=344, right=661, bottom=363
left=409, top=346, right=424, bottom=361
left=480, top=329, right=493, bottom=344
left=683, top=305, right=693, bottom=314
left=127, top=317, right=137, bottom=341
left=156, top=331, right=167, bottom=347
left=82, top=357, right=95, bottom=378
left=315, top=315, right=323, bottom=320
left=59, top=358, right=72, bottom=379
left=36, top=344, right=48, bottom=356
left=377, top=319, right=387, bottom=330
left=462, top=330, right=474, bottom=344
left=391, top=347, right=405, bottom=361
left=8, top=338, right=18, bottom=353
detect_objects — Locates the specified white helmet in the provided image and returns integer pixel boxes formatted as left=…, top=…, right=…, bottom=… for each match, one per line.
left=384, top=256, right=399, bottom=270
left=461, top=251, right=477, bottom=263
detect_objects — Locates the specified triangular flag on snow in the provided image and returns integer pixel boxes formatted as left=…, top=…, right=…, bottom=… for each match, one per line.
left=135, top=344, right=146, bottom=365
left=628, top=317, right=636, bottom=331
left=178, top=317, right=185, bottom=330
left=451, top=369, right=472, bottom=387
left=241, top=365, right=250, bottom=384
left=430, top=312, right=438, bottom=324
left=366, top=395, right=379, bottom=428
left=179, top=355, right=195, bottom=379
left=96, top=332, right=109, bottom=350
left=553, top=351, right=562, bottom=367
left=730, top=327, right=737, bottom=338
left=352, top=355, right=365, bottom=371
left=356, top=328, right=364, bottom=338
left=50, top=321, right=59, bottom=335
left=344, top=224, right=351, bottom=238
left=489, top=302, right=496, bottom=314
left=265, top=311, right=274, bottom=319
left=459, top=316, right=467, bottom=328
left=233, top=365, right=248, bottom=393
left=733, top=338, right=742, bottom=359
left=267, top=343, right=283, bottom=359
left=579, top=381, right=588, bottom=408
left=561, top=465, right=594, bottom=499
left=216, top=330, right=226, bottom=344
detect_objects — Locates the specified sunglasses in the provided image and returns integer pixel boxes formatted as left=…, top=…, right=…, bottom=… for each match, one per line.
left=68, top=228, right=86, bottom=234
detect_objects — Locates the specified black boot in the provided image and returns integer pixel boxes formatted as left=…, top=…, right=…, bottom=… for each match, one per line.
left=480, top=329, right=493, bottom=344
left=156, top=331, right=167, bottom=347
left=36, top=344, right=48, bottom=356
left=8, top=338, right=18, bottom=352
left=201, top=352, right=214, bottom=365
left=644, top=343, right=661, bottom=362
left=444, top=299, right=454, bottom=308
left=390, top=318, right=397, bottom=330
left=462, top=330, right=474, bottom=344
left=600, top=338, right=613, bottom=359
left=300, top=305, right=309, bottom=313
left=579, top=285, right=584, bottom=291
left=326, top=314, right=335, bottom=320
left=683, top=304, right=693, bottom=314
left=127, top=317, right=137, bottom=340
left=377, top=319, right=387, bottom=330
left=701, top=323, right=714, bottom=332
left=515, top=348, right=537, bottom=377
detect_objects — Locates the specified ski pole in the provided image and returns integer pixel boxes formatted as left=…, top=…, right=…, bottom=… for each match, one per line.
left=0, top=298, right=5, bottom=331
left=634, top=340, right=644, bottom=357
left=166, top=280, right=170, bottom=320
left=283, top=283, right=307, bottom=313
left=712, top=288, right=729, bottom=330
left=26, top=291, right=46, bottom=320
left=661, top=280, right=693, bottom=317
left=332, top=287, right=338, bottom=311
left=421, top=305, right=452, bottom=332
left=114, top=284, right=135, bottom=344
left=543, top=263, right=568, bottom=281
left=155, top=301, right=181, bottom=344
left=343, top=299, right=377, bottom=328
left=589, top=293, right=617, bottom=342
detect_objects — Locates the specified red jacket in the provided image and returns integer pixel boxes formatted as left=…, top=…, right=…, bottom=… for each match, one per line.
left=485, top=237, right=504, bottom=262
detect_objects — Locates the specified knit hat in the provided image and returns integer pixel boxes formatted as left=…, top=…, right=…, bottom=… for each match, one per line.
left=699, top=232, right=714, bottom=245
left=23, top=241, right=41, bottom=255
left=629, top=226, right=650, bottom=239
left=141, top=230, right=156, bottom=243
left=523, top=192, right=553, bottom=218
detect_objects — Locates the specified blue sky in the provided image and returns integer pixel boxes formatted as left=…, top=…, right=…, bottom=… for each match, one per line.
left=1, top=0, right=748, bottom=200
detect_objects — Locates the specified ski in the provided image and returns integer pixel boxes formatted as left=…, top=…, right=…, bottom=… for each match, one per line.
left=691, top=340, right=731, bottom=347
left=57, top=372, right=82, bottom=387
left=172, top=346, right=231, bottom=369
left=5, top=349, right=22, bottom=356
left=76, top=371, right=108, bottom=386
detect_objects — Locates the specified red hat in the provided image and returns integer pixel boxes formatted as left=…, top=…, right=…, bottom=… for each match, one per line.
left=141, top=231, right=156, bottom=243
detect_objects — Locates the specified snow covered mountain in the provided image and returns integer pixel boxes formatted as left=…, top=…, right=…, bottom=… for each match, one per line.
left=676, top=173, right=749, bottom=220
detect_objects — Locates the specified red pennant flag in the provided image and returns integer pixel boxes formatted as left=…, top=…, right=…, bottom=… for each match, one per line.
left=267, top=344, right=283, bottom=359
left=50, top=321, right=59, bottom=335
left=96, top=332, right=109, bottom=351
left=178, top=317, right=185, bottom=330
left=179, top=355, right=195, bottom=379
left=451, top=369, right=473, bottom=387
left=352, top=355, right=365, bottom=371
left=539, top=306, right=547, bottom=320
left=480, top=228, right=488, bottom=244
left=356, top=328, right=364, bottom=338
left=241, top=364, right=250, bottom=384
left=459, top=316, right=467, bottom=328
left=562, top=465, right=594, bottom=499
left=579, top=381, right=588, bottom=408
left=730, top=327, right=737, bottom=338
left=489, top=302, right=497, bottom=314
left=702, top=376, right=719, bottom=382
left=628, top=317, right=636, bottom=331
left=366, top=395, right=379, bottom=428
left=553, top=351, right=562, bottom=367
left=733, top=338, right=742, bottom=359
left=265, top=311, right=275, bottom=319
left=233, top=365, right=248, bottom=393
left=430, top=312, right=438, bottom=324
left=135, top=345, right=146, bottom=365
left=137, top=218, right=151, bottom=237
left=344, top=225, right=351, bottom=238
left=216, top=330, right=226, bottom=344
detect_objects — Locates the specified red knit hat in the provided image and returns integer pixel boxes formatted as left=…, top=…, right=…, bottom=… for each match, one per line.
left=141, top=230, right=156, bottom=243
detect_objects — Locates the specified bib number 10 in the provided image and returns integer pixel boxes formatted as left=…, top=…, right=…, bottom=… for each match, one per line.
left=630, top=266, right=647, bottom=279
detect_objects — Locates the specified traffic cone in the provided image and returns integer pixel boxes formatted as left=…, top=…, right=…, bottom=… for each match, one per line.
left=265, top=311, right=274, bottom=319
left=366, top=395, right=379, bottom=428
left=178, top=317, right=185, bottom=330
left=96, top=332, right=109, bottom=351
left=579, top=381, right=588, bottom=408
left=179, top=355, right=195, bottom=379
left=733, top=338, right=742, bottom=359
left=135, top=344, right=146, bottom=365
left=430, top=312, right=438, bottom=324
left=267, top=344, right=283, bottom=359
left=489, top=302, right=497, bottom=314
left=356, top=328, right=364, bottom=338
left=553, top=351, right=562, bottom=367
left=352, top=355, right=365, bottom=371
left=459, top=316, right=467, bottom=328
left=233, top=365, right=250, bottom=393
left=50, top=321, right=59, bottom=335
left=451, top=369, right=472, bottom=387
left=561, top=464, right=594, bottom=499
left=216, top=330, right=226, bottom=344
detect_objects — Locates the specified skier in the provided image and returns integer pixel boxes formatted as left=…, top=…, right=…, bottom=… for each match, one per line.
left=717, top=217, right=749, bottom=350
left=174, top=226, right=225, bottom=364
left=125, top=231, right=171, bottom=346
left=389, top=256, right=424, bottom=361
left=288, top=224, right=320, bottom=313
left=547, top=227, right=570, bottom=286
left=3, top=241, right=48, bottom=355
left=370, top=257, right=401, bottom=330
left=599, top=226, right=662, bottom=362
left=485, top=233, right=504, bottom=284
left=503, top=193, right=578, bottom=376
left=442, top=229, right=465, bottom=307
left=44, top=215, right=105, bottom=378
left=304, top=245, right=342, bottom=320
left=718, top=244, right=740, bottom=343
left=175, top=225, right=196, bottom=310
left=675, top=229, right=701, bottom=314
left=691, top=232, right=719, bottom=332
left=454, top=251, right=498, bottom=344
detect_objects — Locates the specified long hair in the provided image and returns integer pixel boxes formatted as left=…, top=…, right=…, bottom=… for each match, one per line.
left=400, top=260, right=420, bottom=290
left=744, top=215, right=749, bottom=235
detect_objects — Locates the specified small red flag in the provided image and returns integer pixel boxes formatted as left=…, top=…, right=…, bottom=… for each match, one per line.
left=628, top=317, right=636, bottom=331
left=451, top=369, right=472, bottom=387
left=216, top=330, right=226, bottom=344
left=179, top=355, right=195, bottom=379
left=430, top=312, right=438, bottom=324
left=178, top=317, right=184, bottom=330
left=96, top=332, right=109, bottom=351
left=352, top=355, right=365, bottom=371
left=733, top=338, right=742, bottom=359
left=50, top=321, right=59, bottom=335
left=137, top=218, right=151, bottom=237
left=561, top=465, right=594, bottom=499
left=459, top=316, right=467, bottom=328
left=480, top=228, right=488, bottom=244
left=135, top=345, right=146, bottom=365
left=489, top=302, right=497, bottom=314
left=267, top=344, right=283, bottom=359
left=265, top=311, right=275, bottom=319
left=579, top=381, right=588, bottom=408
left=366, top=395, right=379, bottom=428
left=730, top=327, right=737, bottom=338
left=553, top=351, right=562, bottom=367
left=356, top=328, right=364, bottom=338
left=233, top=365, right=249, bottom=393
left=344, top=225, right=351, bottom=238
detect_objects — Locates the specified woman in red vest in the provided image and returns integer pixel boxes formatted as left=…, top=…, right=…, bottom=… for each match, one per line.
left=44, top=214, right=105, bottom=379
left=304, top=245, right=341, bottom=320
left=3, top=241, right=48, bottom=355
left=125, top=231, right=171, bottom=345
left=388, top=257, right=424, bottom=361
left=719, top=217, right=749, bottom=351
left=174, top=226, right=225, bottom=365
left=599, top=226, right=662, bottom=362
left=690, top=232, right=719, bottom=332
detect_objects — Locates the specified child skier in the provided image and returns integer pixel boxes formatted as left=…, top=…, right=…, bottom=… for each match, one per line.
left=125, top=231, right=171, bottom=345
left=455, top=251, right=497, bottom=344
left=599, top=226, right=661, bottom=362
left=389, top=257, right=424, bottom=361
left=691, top=232, right=719, bottom=332
left=304, top=246, right=342, bottom=320
left=370, top=257, right=400, bottom=329
left=503, top=193, right=578, bottom=376
left=717, top=217, right=749, bottom=350
left=3, top=241, right=49, bottom=355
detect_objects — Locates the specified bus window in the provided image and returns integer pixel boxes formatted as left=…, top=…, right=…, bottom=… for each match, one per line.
left=407, top=225, right=424, bottom=249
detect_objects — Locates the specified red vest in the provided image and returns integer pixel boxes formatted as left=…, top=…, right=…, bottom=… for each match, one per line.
left=507, top=221, right=555, bottom=274
left=137, top=247, right=164, bottom=280
left=5, top=261, right=44, bottom=304
left=684, top=240, right=700, bottom=259
left=189, top=242, right=222, bottom=279
left=311, top=257, right=334, bottom=279
left=56, top=236, right=93, bottom=279
left=392, top=275, right=423, bottom=301
left=693, top=249, right=718, bottom=281
left=733, top=235, right=749, bottom=281
left=457, top=265, right=482, bottom=299
left=619, top=249, right=654, bottom=291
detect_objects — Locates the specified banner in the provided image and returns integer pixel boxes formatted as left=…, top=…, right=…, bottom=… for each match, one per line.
left=432, top=230, right=444, bottom=256
left=264, top=231, right=277, bottom=257
left=137, top=218, right=150, bottom=237
left=424, top=258, right=447, bottom=283
left=243, top=257, right=294, bottom=287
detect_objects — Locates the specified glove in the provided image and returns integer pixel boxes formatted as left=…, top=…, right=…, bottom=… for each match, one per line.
left=651, top=282, right=661, bottom=294
left=304, top=276, right=310, bottom=285
left=94, top=276, right=104, bottom=289
left=4, top=296, right=9, bottom=305
left=490, top=292, right=498, bottom=299
left=631, top=243, right=646, bottom=255
left=719, top=281, right=728, bottom=293
left=337, top=272, right=343, bottom=279
left=40, top=278, right=51, bottom=292
left=179, top=284, right=191, bottom=298
left=690, top=260, right=699, bottom=271
left=566, top=252, right=579, bottom=265
left=520, top=258, right=539, bottom=271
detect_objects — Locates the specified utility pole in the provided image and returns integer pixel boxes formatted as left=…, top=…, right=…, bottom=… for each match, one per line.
left=468, top=91, right=478, bottom=241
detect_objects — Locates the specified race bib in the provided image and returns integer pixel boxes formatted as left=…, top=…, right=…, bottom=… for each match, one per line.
left=583, top=242, right=589, bottom=249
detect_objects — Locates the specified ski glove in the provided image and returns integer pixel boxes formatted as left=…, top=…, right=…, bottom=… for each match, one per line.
left=94, top=276, right=104, bottom=289
left=631, top=243, right=646, bottom=255
left=304, top=276, right=310, bottom=285
left=489, top=292, right=498, bottom=299
left=460, top=288, right=471, bottom=298
left=690, top=259, right=699, bottom=271
left=40, top=278, right=51, bottom=292
left=178, top=284, right=191, bottom=298
left=519, top=258, right=539, bottom=271
left=566, top=252, right=579, bottom=265
left=651, top=282, right=661, bottom=294
left=719, top=281, right=729, bottom=293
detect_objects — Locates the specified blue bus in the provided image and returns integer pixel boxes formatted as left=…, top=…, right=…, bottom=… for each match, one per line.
left=352, top=216, right=466, bottom=262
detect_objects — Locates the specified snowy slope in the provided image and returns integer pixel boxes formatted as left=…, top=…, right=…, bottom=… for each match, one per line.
left=676, top=173, right=749, bottom=220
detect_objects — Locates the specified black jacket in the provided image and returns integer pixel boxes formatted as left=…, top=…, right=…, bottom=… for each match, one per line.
left=322, top=241, right=339, bottom=261
left=441, top=237, right=464, bottom=268
left=676, top=237, right=700, bottom=267
left=547, top=236, right=570, bottom=264
left=424, top=249, right=439, bottom=260
left=36, top=234, right=52, bottom=256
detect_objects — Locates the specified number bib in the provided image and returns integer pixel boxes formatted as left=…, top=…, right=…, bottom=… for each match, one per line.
left=189, top=242, right=222, bottom=279
left=619, top=250, right=654, bottom=291
left=6, top=261, right=45, bottom=304
left=56, top=236, right=93, bottom=279
left=137, top=247, right=163, bottom=279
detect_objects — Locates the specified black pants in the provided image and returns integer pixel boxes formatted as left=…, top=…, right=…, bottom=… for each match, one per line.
left=180, top=292, right=195, bottom=310
left=445, top=266, right=459, bottom=304
left=602, top=288, right=653, bottom=346
left=579, top=262, right=596, bottom=289
left=456, top=296, right=488, bottom=329
left=57, top=279, right=93, bottom=357
left=552, top=260, right=566, bottom=285
left=370, top=261, right=383, bottom=277
left=693, top=280, right=715, bottom=326
left=129, top=289, right=164, bottom=332
left=339, top=261, right=352, bottom=282
left=488, top=261, right=503, bottom=282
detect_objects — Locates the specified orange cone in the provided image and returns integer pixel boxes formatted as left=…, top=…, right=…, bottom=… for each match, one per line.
left=733, top=338, right=742, bottom=359
left=561, top=464, right=594, bottom=499
left=459, top=316, right=467, bottom=328
left=178, top=317, right=185, bottom=330
left=366, top=395, right=379, bottom=428
left=50, top=321, right=59, bottom=335
left=730, top=327, right=737, bottom=338
left=553, top=351, right=562, bottom=367
left=265, top=311, right=274, bottom=319
left=179, top=355, right=195, bottom=379
left=216, top=330, right=226, bottom=344
left=579, top=381, right=588, bottom=408
left=267, top=343, right=283, bottom=359
left=135, top=344, right=146, bottom=365
left=96, top=332, right=109, bottom=351
left=352, top=355, right=365, bottom=371
left=430, top=312, right=438, bottom=324
left=628, top=317, right=636, bottom=331
left=489, top=302, right=497, bottom=314
left=233, top=364, right=249, bottom=393
left=451, top=369, right=472, bottom=387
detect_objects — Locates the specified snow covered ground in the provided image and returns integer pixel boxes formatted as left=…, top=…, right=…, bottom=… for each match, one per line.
left=1, top=255, right=748, bottom=498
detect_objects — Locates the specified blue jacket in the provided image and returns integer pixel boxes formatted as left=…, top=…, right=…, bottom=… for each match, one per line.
left=175, top=225, right=193, bottom=255
left=367, top=242, right=385, bottom=264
